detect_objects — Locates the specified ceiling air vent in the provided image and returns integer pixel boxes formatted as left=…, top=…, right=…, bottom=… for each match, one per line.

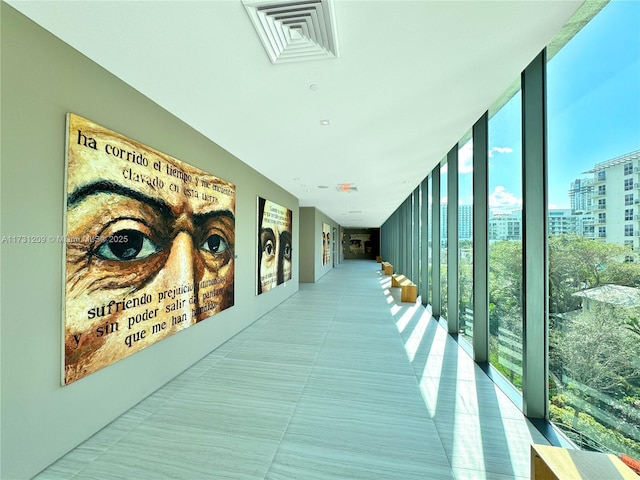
left=242, top=0, right=339, bottom=64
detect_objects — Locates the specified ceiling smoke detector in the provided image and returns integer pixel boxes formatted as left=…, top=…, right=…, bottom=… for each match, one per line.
left=243, top=0, right=339, bottom=64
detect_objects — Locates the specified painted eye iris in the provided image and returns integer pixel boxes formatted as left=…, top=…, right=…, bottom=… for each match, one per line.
left=283, top=243, right=291, bottom=258
left=264, top=240, right=274, bottom=256
left=202, top=234, right=227, bottom=254
left=95, top=229, right=160, bottom=261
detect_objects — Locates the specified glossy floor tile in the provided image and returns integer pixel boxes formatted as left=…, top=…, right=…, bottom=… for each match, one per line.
left=35, top=260, right=548, bottom=480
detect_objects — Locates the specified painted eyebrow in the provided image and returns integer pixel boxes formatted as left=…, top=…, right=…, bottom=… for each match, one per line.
left=260, top=228, right=277, bottom=246
left=193, top=209, right=236, bottom=229
left=67, top=180, right=173, bottom=218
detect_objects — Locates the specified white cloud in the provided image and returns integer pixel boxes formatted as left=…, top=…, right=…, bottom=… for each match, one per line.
left=458, top=141, right=473, bottom=174
left=489, top=185, right=521, bottom=213
left=488, top=146, right=514, bottom=158
left=451, top=144, right=511, bottom=173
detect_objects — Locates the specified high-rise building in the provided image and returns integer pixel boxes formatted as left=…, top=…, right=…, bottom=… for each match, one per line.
left=580, top=150, right=640, bottom=249
left=440, top=204, right=473, bottom=242
left=569, top=177, right=594, bottom=214
left=458, top=204, right=473, bottom=241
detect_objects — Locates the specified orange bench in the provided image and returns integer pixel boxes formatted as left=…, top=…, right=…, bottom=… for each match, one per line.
left=399, top=278, right=417, bottom=302
left=391, top=273, right=417, bottom=302
left=391, top=274, right=407, bottom=287
left=531, top=444, right=638, bottom=480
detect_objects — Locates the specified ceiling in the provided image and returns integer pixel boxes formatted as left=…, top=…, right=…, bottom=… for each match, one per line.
left=7, top=0, right=582, bottom=228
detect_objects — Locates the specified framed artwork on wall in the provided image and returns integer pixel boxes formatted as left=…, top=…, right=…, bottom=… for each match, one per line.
left=349, top=233, right=371, bottom=255
left=322, top=222, right=331, bottom=265
left=63, top=113, right=236, bottom=384
left=257, top=197, right=292, bottom=294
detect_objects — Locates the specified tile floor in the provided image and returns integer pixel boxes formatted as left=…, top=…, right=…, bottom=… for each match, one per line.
left=35, top=260, right=548, bottom=479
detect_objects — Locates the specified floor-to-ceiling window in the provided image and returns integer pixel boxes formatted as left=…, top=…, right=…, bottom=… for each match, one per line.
left=487, top=86, right=524, bottom=390
left=458, top=132, right=474, bottom=344
left=413, top=187, right=420, bottom=286
left=380, top=0, right=640, bottom=461
left=547, top=0, right=640, bottom=456
left=440, top=161, right=448, bottom=318
left=427, top=175, right=433, bottom=305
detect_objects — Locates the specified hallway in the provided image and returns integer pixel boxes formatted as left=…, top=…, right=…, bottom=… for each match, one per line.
left=35, top=260, right=547, bottom=479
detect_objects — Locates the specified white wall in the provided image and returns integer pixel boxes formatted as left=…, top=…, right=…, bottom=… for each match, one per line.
left=0, top=5, right=298, bottom=479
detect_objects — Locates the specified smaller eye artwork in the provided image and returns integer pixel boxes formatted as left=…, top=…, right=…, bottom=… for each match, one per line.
left=63, top=113, right=236, bottom=384
left=257, top=197, right=293, bottom=295
left=322, top=222, right=331, bottom=266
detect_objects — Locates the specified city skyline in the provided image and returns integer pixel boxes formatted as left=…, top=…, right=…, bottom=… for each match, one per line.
left=451, top=1, right=639, bottom=213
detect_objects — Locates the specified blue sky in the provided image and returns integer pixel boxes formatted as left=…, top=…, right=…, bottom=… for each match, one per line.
left=456, top=0, right=640, bottom=212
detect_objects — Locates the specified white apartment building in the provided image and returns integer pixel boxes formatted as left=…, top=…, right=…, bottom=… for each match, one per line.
left=488, top=209, right=579, bottom=242
left=582, top=149, right=640, bottom=250
left=548, top=209, right=578, bottom=236
left=489, top=210, right=522, bottom=241
left=442, top=150, right=640, bottom=245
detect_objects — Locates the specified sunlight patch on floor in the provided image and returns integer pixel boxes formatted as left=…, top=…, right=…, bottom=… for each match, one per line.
left=404, top=308, right=432, bottom=361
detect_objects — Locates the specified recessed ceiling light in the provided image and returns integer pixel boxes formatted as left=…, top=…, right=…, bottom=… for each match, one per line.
left=320, top=120, right=330, bottom=126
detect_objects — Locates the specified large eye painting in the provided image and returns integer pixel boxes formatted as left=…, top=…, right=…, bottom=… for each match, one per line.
left=257, top=197, right=292, bottom=295
left=63, top=113, right=236, bottom=385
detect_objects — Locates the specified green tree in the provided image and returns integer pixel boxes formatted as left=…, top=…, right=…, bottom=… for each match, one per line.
left=552, top=304, right=640, bottom=451
left=549, top=234, right=629, bottom=314
left=604, top=261, right=640, bottom=288
left=624, top=316, right=640, bottom=338
left=554, top=304, right=640, bottom=394
left=459, top=253, right=474, bottom=338
left=488, top=240, right=523, bottom=335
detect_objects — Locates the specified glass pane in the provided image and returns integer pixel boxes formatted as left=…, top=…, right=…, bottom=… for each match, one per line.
left=548, top=1, right=640, bottom=458
left=413, top=189, right=418, bottom=283
left=440, top=162, right=448, bottom=318
left=458, top=132, right=474, bottom=344
left=488, top=86, right=523, bottom=390
left=418, top=184, right=423, bottom=295
left=427, top=175, right=433, bottom=305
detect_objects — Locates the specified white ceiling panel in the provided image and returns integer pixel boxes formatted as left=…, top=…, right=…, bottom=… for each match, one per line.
left=7, top=0, right=583, bottom=227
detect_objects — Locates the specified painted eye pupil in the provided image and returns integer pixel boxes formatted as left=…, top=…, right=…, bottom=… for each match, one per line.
left=265, top=242, right=274, bottom=255
left=103, top=229, right=142, bottom=260
left=94, top=229, right=160, bottom=261
left=203, top=234, right=228, bottom=254
left=207, top=234, right=222, bottom=253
